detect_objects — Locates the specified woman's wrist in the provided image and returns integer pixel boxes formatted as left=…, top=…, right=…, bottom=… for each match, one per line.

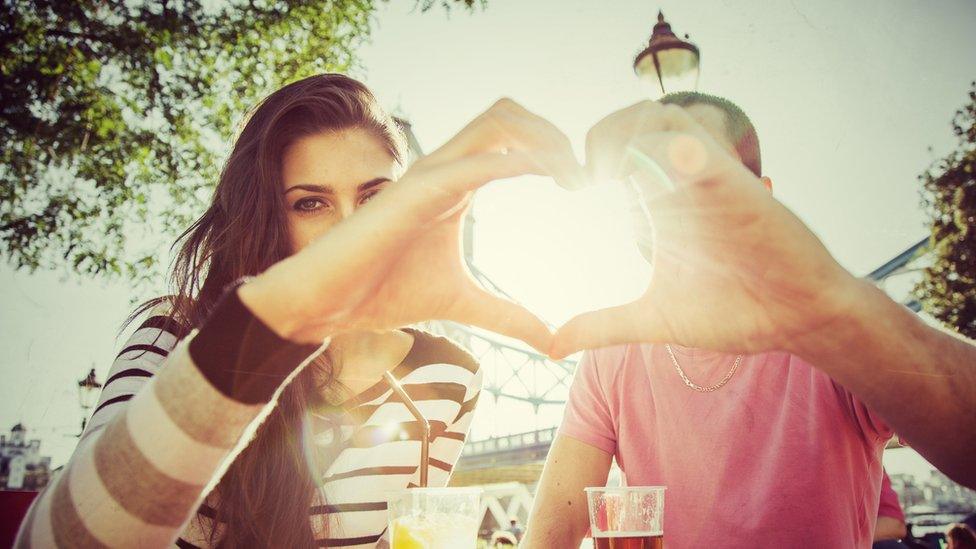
left=236, top=275, right=296, bottom=339
left=236, top=261, right=329, bottom=343
left=189, top=279, right=326, bottom=404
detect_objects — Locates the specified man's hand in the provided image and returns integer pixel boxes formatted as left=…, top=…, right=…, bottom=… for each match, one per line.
left=551, top=100, right=976, bottom=489
left=550, top=101, right=859, bottom=359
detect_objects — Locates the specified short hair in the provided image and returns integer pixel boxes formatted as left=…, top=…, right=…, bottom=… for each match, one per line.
left=659, top=91, right=762, bottom=177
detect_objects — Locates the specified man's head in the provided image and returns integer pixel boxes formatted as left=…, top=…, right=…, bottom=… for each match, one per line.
left=659, top=91, right=763, bottom=180
left=632, top=92, right=768, bottom=262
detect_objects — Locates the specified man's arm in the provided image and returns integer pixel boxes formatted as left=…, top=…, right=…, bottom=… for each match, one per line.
left=792, top=279, right=976, bottom=488
left=522, top=435, right=612, bottom=549
left=552, top=101, right=976, bottom=489
left=874, top=516, right=908, bottom=542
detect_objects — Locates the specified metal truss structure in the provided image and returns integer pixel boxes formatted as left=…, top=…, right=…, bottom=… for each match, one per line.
left=422, top=318, right=576, bottom=411
left=475, top=482, right=535, bottom=537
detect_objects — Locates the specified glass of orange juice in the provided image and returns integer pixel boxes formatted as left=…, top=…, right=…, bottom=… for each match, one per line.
left=388, top=487, right=481, bottom=549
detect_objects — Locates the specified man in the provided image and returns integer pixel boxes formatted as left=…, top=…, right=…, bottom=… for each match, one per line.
left=506, top=517, right=525, bottom=542
left=525, top=93, right=976, bottom=548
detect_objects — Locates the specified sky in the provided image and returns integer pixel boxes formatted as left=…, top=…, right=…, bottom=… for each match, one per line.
left=2, top=0, right=975, bottom=480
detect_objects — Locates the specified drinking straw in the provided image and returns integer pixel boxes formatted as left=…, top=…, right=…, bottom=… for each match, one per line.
left=383, top=371, right=431, bottom=487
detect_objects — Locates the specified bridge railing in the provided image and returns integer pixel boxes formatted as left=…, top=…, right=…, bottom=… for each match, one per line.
left=462, top=427, right=558, bottom=457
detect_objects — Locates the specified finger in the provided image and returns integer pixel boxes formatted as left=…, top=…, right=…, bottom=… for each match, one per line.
left=629, top=130, right=734, bottom=188
left=447, top=286, right=554, bottom=355
left=427, top=98, right=540, bottom=159
left=487, top=107, right=587, bottom=191
left=625, top=181, right=656, bottom=258
left=539, top=143, right=588, bottom=192
left=430, top=99, right=587, bottom=190
left=523, top=147, right=587, bottom=192
left=426, top=98, right=514, bottom=161
left=429, top=148, right=588, bottom=200
left=434, top=149, right=543, bottom=191
left=586, top=101, right=716, bottom=183
left=585, top=100, right=665, bottom=183
left=520, top=117, right=587, bottom=191
left=385, top=150, right=540, bottom=227
left=549, top=300, right=669, bottom=360
left=628, top=145, right=678, bottom=195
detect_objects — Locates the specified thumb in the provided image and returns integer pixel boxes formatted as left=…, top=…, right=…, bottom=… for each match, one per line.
left=549, top=300, right=670, bottom=360
left=447, top=287, right=553, bottom=355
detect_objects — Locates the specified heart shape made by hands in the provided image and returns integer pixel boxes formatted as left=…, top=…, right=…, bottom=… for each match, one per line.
left=462, top=100, right=850, bottom=362
left=467, top=176, right=651, bottom=333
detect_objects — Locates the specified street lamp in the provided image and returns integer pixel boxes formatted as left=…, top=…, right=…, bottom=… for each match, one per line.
left=633, top=10, right=701, bottom=98
left=77, top=368, right=102, bottom=433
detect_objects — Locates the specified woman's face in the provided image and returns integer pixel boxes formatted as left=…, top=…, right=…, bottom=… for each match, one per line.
left=281, top=128, right=398, bottom=253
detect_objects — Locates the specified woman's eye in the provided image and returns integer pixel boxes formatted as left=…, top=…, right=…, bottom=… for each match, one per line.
left=358, top=190, right=379, bottom=205
left=293, top=197, right=329, bottom=213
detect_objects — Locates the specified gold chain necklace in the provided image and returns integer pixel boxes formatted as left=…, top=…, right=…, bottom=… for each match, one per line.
left=665, top=344, right=742, bottom=392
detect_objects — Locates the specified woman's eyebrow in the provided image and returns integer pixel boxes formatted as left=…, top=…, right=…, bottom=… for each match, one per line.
left=283, top=178, right=390, bottom=195
left=357, top=177, right=391, bottom=193
left=283, top=184, right=334, bottom=195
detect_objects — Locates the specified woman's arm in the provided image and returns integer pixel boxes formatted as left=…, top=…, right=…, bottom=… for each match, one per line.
left=427, top=365, right=483, bottom=487
left=77, top=309, right=187, bottom=442
left=16, top=293, right=324, bottom=548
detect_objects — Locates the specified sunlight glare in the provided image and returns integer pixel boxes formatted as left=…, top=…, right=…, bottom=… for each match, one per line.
left=471, top=176, right=651, bottom=328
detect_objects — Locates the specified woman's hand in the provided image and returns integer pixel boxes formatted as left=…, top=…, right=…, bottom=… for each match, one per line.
left=240, top=99, right=583, bottom=353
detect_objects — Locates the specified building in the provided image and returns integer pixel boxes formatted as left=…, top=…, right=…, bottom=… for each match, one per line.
left=0, top=423, right=52, bottom=491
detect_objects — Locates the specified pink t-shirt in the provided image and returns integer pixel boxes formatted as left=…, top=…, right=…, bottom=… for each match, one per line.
left=561, top=343, right=893, bottom=548
left=878, top=470, right=905, bottom=522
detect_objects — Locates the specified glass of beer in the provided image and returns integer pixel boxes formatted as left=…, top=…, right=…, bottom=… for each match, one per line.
left=585, top=486, right=666, bottom=549
left=388, top=487, right=481, bottom=549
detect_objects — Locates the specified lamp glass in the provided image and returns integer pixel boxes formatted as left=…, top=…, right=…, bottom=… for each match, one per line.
left=636, top=47, right=699, bottom=99
left=657, top=47, right=698, bottom=78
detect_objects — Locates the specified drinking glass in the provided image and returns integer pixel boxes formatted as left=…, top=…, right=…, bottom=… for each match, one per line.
left=585, top=486, right=666, bottom=549
left=388, top=487, right=481, bottom=549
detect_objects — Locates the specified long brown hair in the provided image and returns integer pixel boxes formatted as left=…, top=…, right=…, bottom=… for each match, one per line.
left=137, top=74, right=406, bottom=547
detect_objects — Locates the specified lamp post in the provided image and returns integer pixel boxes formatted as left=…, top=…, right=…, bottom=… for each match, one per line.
left=633, top=10, right=701, bottom=98
left=77, top=368, right=102, bottom=435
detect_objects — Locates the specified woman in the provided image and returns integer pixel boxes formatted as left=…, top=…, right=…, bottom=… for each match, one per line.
left=16, top=74, right=580, bottom=548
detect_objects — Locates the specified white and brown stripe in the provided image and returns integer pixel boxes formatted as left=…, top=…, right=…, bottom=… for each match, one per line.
left=16, top=310, right=480, bottom=549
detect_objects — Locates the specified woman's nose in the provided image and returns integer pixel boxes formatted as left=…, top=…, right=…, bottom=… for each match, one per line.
left=336, top=200, right=357, bottom=220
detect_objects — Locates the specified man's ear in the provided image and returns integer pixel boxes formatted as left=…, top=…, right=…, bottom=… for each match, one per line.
left=761, top=176, right=773, bottom=193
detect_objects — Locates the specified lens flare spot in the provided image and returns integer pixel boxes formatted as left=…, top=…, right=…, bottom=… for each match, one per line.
left=666, top=134, right=708, bottom=177
left=377, top=421, right=404, bottom=444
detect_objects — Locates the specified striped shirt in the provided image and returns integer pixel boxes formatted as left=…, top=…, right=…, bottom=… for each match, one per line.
left=15, top=296, right=481, bottom=548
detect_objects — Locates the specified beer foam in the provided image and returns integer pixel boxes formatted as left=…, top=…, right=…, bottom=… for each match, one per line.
left=592, top=530, right=663, bottom=538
